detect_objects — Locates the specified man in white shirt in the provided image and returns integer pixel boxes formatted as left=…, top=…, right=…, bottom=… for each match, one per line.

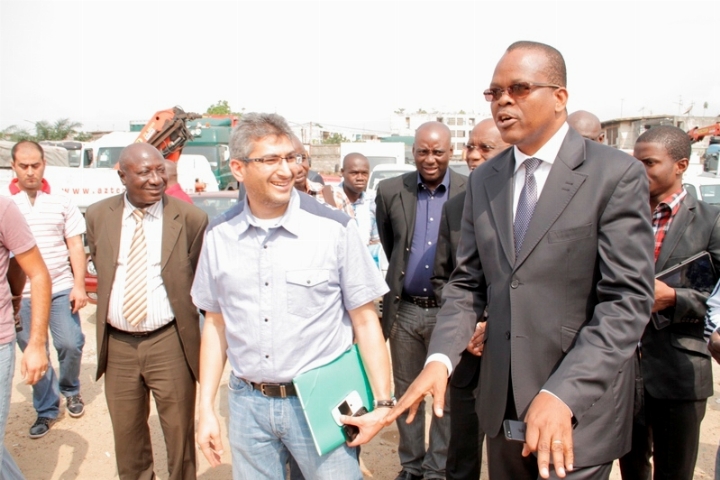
left=10, top=141, right=88, bottom=439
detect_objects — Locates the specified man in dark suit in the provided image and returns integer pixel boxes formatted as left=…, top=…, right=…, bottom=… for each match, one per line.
left=432, top=118, right=509, bottom=480
left=376, top=121, right=466, bottom=480
left=85, top=143, right=208, bottom=480
left=386, top=41, right=655, bottom=480
left=618, top=125, right=720, bottom=480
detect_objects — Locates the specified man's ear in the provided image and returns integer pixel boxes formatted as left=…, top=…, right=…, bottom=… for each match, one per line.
left=676, top=158, right=689, bottom=176
left=554, top=87, right=569, bottom=113
left=230, top=159, right=245, bottom=183
left=117, top=169, right=126, bottom=186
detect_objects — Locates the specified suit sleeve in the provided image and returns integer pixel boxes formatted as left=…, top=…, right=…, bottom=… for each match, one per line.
left=669, top=207, right=720, bottom=324
left=428, top=180, right=487, bottom=368
left=543, top=160, right=655, bottom=421
left=432, top=201, right=454, bottom=303
left=375, top=183, right=394, bottom=260
left=187, top=209, right=209, bottom=272
left=85, top=206, right=98, bottom=262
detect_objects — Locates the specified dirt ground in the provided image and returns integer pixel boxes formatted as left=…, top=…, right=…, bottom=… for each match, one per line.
left=4, top=305, right=720, bottom=479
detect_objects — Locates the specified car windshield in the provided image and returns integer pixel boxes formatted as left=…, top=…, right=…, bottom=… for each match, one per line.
left=191, top=195, right=238, bottom=220
left=449, top=163, right=470, bottom=176
left=184, top=146, right=219, bottom=167
left=369, top=170, right=413, bottom=190
left=700, top=185, right=720, bottom=205
left=96, top=147, right=124, bottom=168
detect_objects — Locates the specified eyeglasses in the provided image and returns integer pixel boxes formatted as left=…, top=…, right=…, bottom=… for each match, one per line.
left=415, top=149, right=448, bottom=158
left=465, top=143, right=495, bottom=152
left=241, top=154, right=304, bottom=167
left=483, top=82, right=561, bottom=102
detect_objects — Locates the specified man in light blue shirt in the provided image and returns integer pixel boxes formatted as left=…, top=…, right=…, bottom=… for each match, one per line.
left=192, top=113, right=393, bottom=480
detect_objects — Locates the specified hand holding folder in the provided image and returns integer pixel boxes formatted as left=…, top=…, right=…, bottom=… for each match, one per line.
left=293, top=345, right=380, bottom=456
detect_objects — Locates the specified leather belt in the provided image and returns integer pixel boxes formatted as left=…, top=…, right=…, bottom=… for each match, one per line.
left=108, top=320, right=176, bottom=338
left=248, top=381, right=297, bottom=398
left=401, top=292, right=438, bottom=309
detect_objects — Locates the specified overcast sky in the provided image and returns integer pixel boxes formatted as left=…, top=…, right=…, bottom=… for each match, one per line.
left=1, top=0, right=717, bottom=134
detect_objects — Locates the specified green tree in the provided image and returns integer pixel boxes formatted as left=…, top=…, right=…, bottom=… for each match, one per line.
left=1, top=118, right=89, bottom=142
left=206, top=100, right=244, bottom=117
left=0, top=125, right=33, bottom=142
left=322, top=132, right=349, bottom=144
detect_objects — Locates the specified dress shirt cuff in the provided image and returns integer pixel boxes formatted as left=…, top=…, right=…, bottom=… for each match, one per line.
left=425, top=354, right=452, bottom=377
left=540, top=389, right=574, bottom=417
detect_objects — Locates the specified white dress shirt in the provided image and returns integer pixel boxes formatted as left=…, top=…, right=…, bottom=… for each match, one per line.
left=108, top=197, right=174, bottom=332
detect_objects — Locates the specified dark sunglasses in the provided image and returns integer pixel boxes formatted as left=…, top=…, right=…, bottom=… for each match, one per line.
left=483, top=82, right=561, bottom=102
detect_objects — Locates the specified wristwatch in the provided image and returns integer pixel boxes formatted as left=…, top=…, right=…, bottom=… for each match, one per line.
left=373, top=397, right=397, bottom=409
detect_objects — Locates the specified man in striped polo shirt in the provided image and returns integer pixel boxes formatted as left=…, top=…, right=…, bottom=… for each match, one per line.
left=10, top=140, right=88, bottom=439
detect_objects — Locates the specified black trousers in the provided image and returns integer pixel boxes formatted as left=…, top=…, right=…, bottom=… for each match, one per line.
left=485, top=378, right=612, bottom=480
left=619, top=391, right=706, bottom=480
left=446, top=361, right=483, bottom=480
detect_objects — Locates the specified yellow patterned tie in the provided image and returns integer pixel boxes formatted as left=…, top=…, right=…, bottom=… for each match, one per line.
left=123, top=209, right=147, bottom=327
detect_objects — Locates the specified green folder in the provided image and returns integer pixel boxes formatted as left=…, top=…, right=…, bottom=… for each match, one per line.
left=292, top=344, right=375, bottom=456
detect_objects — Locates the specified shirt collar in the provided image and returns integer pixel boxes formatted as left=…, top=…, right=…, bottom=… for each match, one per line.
left=8, top=178, right=51, bottom=195
left=655, top=188, right=687, bottom=212
left=416, top=168, right=451, bottom=192
left=338, top=181, right=366, bottom=204
left=514, top=122, right=569, bottom=174
left=305, top=179, right=324, bottom=195
left=237, top=188, right=302, bottom=237
left=123, top=194, right=162, bottom=220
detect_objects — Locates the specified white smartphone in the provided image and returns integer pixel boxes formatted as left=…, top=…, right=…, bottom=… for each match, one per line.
left=331, top=391, right=364, bottom=426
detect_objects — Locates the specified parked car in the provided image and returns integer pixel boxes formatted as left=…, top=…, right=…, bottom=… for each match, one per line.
left=448, top=161, right=470, bottom=177
left=683, top=173, right=720, bottom=206
left=85, top=190, right=240, bottom=305
left=367, top=164, right=416, bottom=194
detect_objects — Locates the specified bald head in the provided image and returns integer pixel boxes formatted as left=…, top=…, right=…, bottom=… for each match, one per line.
left=567, top=110, right=604, bottom=143
left=164, top=160, right=179, bottom=186
left=117, top=143, right=167, bottom=208
left=415, top=121, right=452, bottom=146
left=343, top=152, right=369, bottom=170
left=466, top=119, right=510, bottom=170
left=118, top=143, right=164, bottom=171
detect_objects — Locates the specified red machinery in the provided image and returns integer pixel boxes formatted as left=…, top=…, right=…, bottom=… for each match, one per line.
left=688, top=123, right=720, bottom=143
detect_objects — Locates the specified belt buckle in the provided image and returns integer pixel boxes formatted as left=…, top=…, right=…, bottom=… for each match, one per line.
left=260, top=383, right=287, bottom=398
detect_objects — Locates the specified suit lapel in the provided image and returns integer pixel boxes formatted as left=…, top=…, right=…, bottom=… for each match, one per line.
left=485, top=150, right=516, bottom=266
left=448, top=170, right=466, bottom=198
left=401, top=173, right=418, bottom=247
left=161, top=196, right=182, bottom=270
left=514, top=129, right=588, bottom=269
left=655, top=196, right=694, bottom=273
left=103, top=195, right=125, bottom=267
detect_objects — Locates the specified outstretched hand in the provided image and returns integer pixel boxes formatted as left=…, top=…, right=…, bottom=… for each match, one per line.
left=522, top=391, right=575, bottom=479
left=382, top=361, right=448, bottom=427
left=467, top=321, right=486, bottom=356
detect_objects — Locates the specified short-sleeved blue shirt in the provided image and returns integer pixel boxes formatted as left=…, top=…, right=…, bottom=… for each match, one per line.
left=192, top=189, right=389, bottom=383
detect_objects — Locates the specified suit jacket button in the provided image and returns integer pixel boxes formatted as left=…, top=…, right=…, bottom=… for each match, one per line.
left=511, top=280, right=519, bottom=288
left=396, top=295, right=400, bottom=300
left=505, top=331, right=511, bottom=339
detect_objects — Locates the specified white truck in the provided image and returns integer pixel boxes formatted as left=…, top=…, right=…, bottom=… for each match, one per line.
left=339, top=142, right=408, bottom=171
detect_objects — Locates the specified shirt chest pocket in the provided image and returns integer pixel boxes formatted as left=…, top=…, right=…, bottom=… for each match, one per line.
left=286, top=269, right=331, bottom=318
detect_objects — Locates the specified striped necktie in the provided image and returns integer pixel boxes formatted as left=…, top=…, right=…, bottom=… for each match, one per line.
left=123, top=209, right=147, bottom=327
left=514, top=157, right=541, bottom=257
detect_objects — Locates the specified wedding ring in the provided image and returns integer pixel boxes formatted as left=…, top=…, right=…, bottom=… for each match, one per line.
left=552, top=440, right=563, bottom=445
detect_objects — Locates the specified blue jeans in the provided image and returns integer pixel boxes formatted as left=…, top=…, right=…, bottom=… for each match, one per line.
left=389, top=301, right=450, bottom=479
left=16, top=288, right=85, bottom=418
left=227, top=373, right=361, bottom=480
left=0, top=340, right=26, bottom=479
